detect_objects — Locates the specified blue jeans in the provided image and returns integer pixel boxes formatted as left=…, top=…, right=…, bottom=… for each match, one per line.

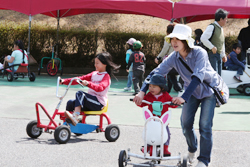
left=181, top=94, right=216, bottom=166
left=228, top=65, right=244, bottom=75
left=126, top=71, right=133, bottom=88
left=208, top=52, right=222, bottom=76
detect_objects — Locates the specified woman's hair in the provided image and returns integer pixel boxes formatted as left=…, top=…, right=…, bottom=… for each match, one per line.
left=95, top=52, right=120, bottom=75
left=14, top=40, right=25, bottom=63
left=166, top=24, right=175, bottom=35
left=181, top=40, right=191, bottom=53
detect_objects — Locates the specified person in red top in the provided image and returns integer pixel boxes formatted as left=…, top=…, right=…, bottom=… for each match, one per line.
left=137, top=74, right=178, bottom=156
left=60, top=52, right=120, bottom=126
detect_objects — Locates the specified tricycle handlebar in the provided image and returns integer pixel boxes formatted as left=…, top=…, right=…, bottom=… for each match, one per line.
left=129, top=98, right=179, bottom=106
left=56, top=77, right=84, bottom=99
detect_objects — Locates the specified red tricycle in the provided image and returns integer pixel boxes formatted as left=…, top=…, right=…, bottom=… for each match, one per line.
left=26, top=77, right=120, bottom=144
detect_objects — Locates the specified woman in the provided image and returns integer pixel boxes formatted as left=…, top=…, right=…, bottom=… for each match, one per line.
left=134, top=24, right=219, bottom=167
left=154, top=24, right=183, bottom=94
left=2, top=40, right=28, bottom=71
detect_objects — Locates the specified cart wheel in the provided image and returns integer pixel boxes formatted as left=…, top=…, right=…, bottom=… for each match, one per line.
left=182, top=156, right=187, bottom=167
left=7, top=72, right=13, bottom=81
left=243, top=85, right=250, bottom=96
left=14, top=73, right=18, bottom=80
left=236, top=85, right=244, bottom=93
left=26, top=120, right=42, bottom=138
left=29, top=72, right=36, bottom=81
left=46, top=62, right=58, bottom=76
left=118, top=150, right=127, bottom=167
left=105, top=124, right=120, bottom=142
left=54, top=125, right=71, bottom=144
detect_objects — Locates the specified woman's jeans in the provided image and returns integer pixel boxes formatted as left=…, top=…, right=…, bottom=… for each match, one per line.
left=126, top=71, right=133, bottom=88
left=181, top=94, right=216, bottom=166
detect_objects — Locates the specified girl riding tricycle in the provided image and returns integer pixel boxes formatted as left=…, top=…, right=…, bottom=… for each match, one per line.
left=26, top=52, right=120, bottom=144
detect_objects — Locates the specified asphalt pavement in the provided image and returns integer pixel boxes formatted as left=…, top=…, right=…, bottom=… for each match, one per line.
left=0, top=74, right=250, bottom=167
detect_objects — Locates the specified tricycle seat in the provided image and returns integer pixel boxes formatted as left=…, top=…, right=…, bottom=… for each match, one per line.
left=83, top=103, right=108, bottom=115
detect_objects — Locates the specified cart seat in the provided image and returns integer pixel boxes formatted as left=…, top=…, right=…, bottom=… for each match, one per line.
left=83, top=102, right=108, bottom=115
left=15, top=63, right=28, bottom=73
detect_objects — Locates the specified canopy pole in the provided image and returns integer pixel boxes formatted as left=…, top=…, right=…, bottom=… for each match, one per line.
left=56, top=10, right=60, bottom=58
left=27, top=14, right=32, bottom=57
left=180, top=17, right=186, bottom=24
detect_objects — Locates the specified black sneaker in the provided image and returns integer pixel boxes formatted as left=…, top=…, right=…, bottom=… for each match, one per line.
left=233, top=76, right=242, bottom=82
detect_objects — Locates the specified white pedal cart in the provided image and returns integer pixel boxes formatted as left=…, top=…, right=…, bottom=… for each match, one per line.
left=221, top=48, right=250, bottom=95
left=118, top=100, right=187, bottom=167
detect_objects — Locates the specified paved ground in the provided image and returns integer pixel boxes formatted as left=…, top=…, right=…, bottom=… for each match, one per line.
left=0, top=74, right=250, bottom=167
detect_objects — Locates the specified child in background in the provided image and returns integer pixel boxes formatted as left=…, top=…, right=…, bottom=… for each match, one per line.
left=136, top=74, right=178, bottom=156
left=60, top=52, right=120, bottom=126
left=124, top=38, right=136, bottom=91
left=127, top=40, right=146, bottom=95
left=224, top=43, right=245, bottom=82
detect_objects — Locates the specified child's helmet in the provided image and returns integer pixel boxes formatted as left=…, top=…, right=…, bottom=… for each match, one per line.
left=133, top=41, right=142, bottom=49
left=126, top=38, right=136, bottom=45
left=145, top=74, right=166, bottom=88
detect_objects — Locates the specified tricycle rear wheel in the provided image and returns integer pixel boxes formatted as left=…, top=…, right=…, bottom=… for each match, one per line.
left=26, top=120, right=42, bottom=138
left=46, top=62, right=58, bottom=76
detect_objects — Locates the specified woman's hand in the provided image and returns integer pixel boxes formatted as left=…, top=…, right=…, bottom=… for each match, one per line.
left=133, top=91, right=145, bottom=105
left=172, top=97, right=185, bottom=106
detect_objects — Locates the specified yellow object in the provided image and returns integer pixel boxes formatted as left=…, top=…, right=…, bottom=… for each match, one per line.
left=83, top=102, right=108, bottom=115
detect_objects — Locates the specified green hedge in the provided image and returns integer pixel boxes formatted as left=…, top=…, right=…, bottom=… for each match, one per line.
left=0, top=23, right=238, bottom=70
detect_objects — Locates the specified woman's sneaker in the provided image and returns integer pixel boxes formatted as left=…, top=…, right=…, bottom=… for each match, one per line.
left=64, top=111, right=78, bottom=126
left=195, top=161, right=207, bottom=167
left=187, top=151, right=196, bottom=164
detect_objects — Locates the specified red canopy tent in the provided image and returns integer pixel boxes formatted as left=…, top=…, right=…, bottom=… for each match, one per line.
left=173, top=0, right=250, bottom=23
left=0, top=0, right=173, bottom=20
left=0, top=0, right=174, bottom=55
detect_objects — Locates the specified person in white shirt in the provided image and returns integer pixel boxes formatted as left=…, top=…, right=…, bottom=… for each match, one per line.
left=201, top=8, right=228, bottom=76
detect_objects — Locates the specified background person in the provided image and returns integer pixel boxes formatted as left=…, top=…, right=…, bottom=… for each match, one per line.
left=237, top=19, right=250, bottom=61
left=194, top=28, right=203, bottom=47
left=201, top=8, right=228, bottom=76
left=124, top=38, right=136, bottom=91
left=127, top=40, right=146, bottom=96
left=224, top=43, right=245, bottom=82
left=134, top=24, right=220, bottom=167
left=0, top=40, right=28, bottom=71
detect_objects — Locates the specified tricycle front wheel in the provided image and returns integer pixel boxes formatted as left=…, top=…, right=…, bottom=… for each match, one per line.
left=105, top=124, right=120, bottom=142
left=54, top=125, right=71, bottom=144
left=26, top=120, right=42, bottom=138
left=118, top=150, right=127, bottom=167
